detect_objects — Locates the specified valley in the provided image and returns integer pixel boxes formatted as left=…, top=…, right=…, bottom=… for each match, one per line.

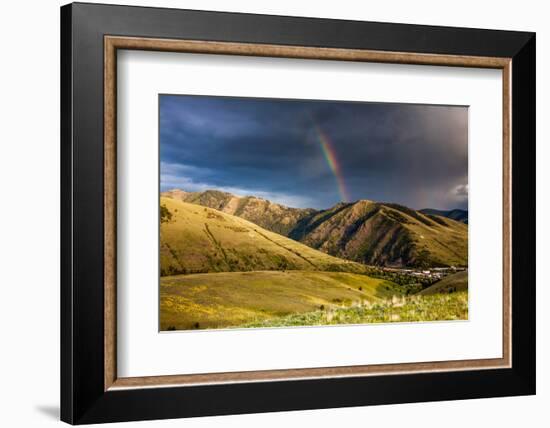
left=159, top=190, right=469, bottom=330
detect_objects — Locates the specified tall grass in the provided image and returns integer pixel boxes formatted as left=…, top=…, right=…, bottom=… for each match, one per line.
left=236, top=291, right=468, bottom=328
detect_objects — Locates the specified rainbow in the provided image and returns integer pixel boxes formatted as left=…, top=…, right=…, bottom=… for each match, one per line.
left=313, top=124, right=351, bottom=203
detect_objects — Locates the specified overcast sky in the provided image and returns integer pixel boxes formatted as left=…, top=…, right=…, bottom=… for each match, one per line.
left=160, top=95, right=468, bottom=210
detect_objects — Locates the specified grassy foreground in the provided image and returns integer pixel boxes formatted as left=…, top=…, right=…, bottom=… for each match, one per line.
left=160, top=270, right=397, bottom=330
left=160, top=270, right=468, bottom=330
left=238, top=292, right=468, bottom=328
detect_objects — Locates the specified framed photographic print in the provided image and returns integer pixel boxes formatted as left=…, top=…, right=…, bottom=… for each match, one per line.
left=60, top=2, right=535, bottom=424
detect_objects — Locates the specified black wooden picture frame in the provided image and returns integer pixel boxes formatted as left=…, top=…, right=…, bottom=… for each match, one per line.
left=61, top=2, right=535, bottom=424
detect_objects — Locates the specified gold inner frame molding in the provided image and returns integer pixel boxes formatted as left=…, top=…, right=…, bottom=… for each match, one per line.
left=104, top=35, right=512, bottom=391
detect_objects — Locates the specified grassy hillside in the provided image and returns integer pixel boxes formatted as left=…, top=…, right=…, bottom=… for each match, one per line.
left=419, top=271, right=468, bottom=295
left=290, top=200, right=468, bottom=268
left=159, top=193, right=468, bottom=331
left=163, top=189, right=468, bottom=268
left=160, top=197, right=369, bottom=276
left=162, top=189, right=314, bottom=236
left=160, top=270, right=398, bottom=330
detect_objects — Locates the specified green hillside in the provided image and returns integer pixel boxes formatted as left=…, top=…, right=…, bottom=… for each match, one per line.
left=160, top=197, right=368, bottom=276
left=160, top=270, right=397, bottom=330
left=419, top=271, right=468, bottom=295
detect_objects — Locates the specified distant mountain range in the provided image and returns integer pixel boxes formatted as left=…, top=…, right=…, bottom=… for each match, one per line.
left=420, top=208, right=468, bottom=224
left=162, top=189, right=468, bottom=268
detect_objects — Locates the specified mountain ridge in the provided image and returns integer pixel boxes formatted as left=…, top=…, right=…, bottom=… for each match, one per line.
left=162, top=189, right=468, bottom=268
left=160, top=196, right=369, bottom=276
left=162, top=188, right=315, bottom=236
left=420, top=208, right=468, bottom=224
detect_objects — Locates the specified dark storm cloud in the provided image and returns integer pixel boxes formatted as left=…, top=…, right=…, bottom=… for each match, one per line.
left=160, top=95, right=468, bottom=210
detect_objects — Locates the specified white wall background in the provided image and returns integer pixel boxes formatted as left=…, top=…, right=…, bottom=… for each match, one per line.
left=0, top=0, right=546, bottom=426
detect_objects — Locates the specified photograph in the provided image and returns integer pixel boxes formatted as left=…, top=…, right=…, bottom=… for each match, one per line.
left=54, top=2, right=536, bottom=424
left=159, top=95, right=469, bottom=331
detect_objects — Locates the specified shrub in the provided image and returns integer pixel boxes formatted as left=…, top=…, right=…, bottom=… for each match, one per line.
left=160, top=204, right=172, bottom=223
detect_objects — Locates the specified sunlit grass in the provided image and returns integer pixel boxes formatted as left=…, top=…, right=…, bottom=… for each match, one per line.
left=160, top=270, right=467, bottom=330
left=160, top=270, right=397, bottom=330
left=237, top=291, right=468, bottom=328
